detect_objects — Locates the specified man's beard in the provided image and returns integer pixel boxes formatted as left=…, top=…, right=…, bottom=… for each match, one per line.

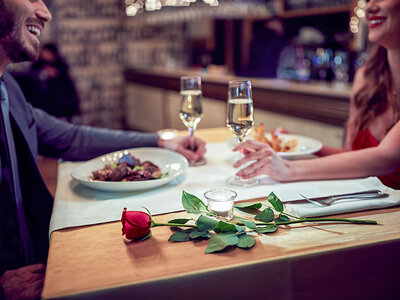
left=0, top=2, right=39, bottom=63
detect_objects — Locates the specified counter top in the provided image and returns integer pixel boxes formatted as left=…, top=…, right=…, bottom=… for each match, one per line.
left=125, top=67, right=351, bottom=98
left=124, top=67, right=351, bottom=126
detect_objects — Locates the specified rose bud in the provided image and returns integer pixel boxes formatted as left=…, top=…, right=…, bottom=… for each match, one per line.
left=121, top=208, right=152, bottom=240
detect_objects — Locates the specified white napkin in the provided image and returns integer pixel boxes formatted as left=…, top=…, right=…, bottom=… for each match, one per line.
left=49, top=141, right=279, bottom=233
left=275, top=177, right=400, bottom=217
left=49, top=140, right=400, bottom=233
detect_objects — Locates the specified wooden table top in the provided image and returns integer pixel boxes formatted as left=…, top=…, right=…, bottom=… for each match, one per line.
left=42, top=128, right=400, bottom=299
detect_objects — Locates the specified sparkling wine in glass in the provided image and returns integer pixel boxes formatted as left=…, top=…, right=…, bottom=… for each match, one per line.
left=226, top=80, right=258, bottom=186
left=179, top=76, right=206, bottom=166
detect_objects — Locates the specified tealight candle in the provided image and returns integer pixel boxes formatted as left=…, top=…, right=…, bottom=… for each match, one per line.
left=204, top=189, right=237, bottom=220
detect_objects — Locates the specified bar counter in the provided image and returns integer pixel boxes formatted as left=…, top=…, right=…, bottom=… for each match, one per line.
left=124, top=67, right=352, bottom=127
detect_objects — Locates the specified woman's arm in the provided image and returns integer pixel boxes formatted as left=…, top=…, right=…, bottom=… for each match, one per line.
left=234, top=121, right=400, bottom=182
left=289, top=121, right=400, bottom=181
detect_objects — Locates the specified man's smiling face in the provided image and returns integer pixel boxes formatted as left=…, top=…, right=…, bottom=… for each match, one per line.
left=0, top=0, right=52, bottom=64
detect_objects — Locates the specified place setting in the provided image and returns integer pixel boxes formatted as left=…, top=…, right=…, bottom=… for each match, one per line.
left=273, top=177, right=400, bottom=218
left=61, top=78, right=400, bottom=234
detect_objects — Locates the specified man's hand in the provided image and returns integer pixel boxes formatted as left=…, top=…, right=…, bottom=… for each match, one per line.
left=158, top=135, right=206, bottom=163
left=0, top=264, right=45, bottom=300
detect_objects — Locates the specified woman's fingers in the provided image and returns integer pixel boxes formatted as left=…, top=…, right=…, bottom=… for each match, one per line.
left=233, top=147, right=274, bottom=168
left=236, top=157, right=271, bottom=178
left=233, top=139, right=267, bottom=152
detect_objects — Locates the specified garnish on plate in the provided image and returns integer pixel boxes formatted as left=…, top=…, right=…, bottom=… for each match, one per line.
left=253, top=123, right=298, bottom=152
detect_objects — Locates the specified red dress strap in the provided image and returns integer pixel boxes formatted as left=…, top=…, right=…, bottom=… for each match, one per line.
left=352, top=129, right=400, bottom=189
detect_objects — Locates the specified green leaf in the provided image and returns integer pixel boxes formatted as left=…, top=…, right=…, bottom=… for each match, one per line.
left=168, top=218, right=191, bottom=225
left=196, top=215, right=218, bottom=231
left=234, top=202, right=263, bottom=210
left=168, top=231, right=191, bottom=242
left=190, top=230, right=211, bottom=240
left=268, top=192, right=284, bottom=212
left=205, top=232, right=239, bottom=253
left=134, top=230, right=152, bottom=241
left=274, top=214, right=290, bottom=223
left=235, top=216, right=256, bottom=230
left=182, top=191, right=210, bottom=214
left=255, top=225, right=278, bottom=234
left=255, top=208, right=275, bottom=223
left=142, top=207, right=153, bottom=218
left=214, top=221, right=244, bottom=233
left=236, top=234, right=256, bottom=249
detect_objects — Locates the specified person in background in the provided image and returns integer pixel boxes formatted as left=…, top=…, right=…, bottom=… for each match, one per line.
left=0, top=1, right=206, bottom=299
left=247, top=17, right=288, bottom=78
left=233, top=0, right=400, bottom=190
left=11, top=42, right=80, bottom=121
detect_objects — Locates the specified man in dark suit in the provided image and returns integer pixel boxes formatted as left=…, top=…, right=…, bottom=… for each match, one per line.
left=0, top=1, right=206, bottom=299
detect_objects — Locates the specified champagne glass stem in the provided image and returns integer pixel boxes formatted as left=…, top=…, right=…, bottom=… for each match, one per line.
left=236, top=138, right=243, bottom=175
left=189, top=127, right=194, bottom=151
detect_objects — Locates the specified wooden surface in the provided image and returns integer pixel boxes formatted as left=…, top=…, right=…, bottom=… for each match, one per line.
left=124, top=67, right=351, bottom=126
left=42, top=128, right=400, bottom=299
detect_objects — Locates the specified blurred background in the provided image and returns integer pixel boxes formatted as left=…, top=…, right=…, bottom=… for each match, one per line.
left=9, top=0, right=369, bottom=148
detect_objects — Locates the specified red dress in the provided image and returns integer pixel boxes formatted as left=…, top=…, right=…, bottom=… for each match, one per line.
left=352, top=129, right=400, bottom=189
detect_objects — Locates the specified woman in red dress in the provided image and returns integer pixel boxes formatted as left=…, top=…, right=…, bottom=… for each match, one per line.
left=233, top=0, right=400, bottom=189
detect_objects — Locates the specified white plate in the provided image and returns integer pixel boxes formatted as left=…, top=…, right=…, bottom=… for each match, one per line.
left=267, top=133, right=322, bottom=157
left=227, top=133, right=322, bottom=158
left=71, top=147, right=188, bottom=192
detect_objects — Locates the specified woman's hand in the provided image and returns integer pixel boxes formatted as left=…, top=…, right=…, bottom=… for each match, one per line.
left=158, top=135, right=206, bottom=163
left=233, top=140, right=292, bottom=182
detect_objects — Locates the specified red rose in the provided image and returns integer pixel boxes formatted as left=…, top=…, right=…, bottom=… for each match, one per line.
left=121, top=208, right=152, bottom=240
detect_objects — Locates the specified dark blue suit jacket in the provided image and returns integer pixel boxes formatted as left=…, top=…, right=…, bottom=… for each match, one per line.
left=1, top=71, right=159, bottom=272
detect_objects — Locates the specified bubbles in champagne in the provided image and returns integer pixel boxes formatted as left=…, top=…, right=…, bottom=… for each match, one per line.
left=179, top=90, right=203, bottom=130
left=227, top=98, right=254, bottom=141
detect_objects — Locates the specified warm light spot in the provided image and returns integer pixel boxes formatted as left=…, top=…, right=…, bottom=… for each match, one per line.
left=125, top=4, right=138, bottom=16
left=356, top=10, right=365, bottom=18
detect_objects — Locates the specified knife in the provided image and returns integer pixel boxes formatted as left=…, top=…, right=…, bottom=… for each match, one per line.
left=282, top=189, right=388, bottom=205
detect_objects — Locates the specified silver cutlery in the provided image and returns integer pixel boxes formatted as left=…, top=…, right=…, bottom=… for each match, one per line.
left=283, top=190, right=389, bottom=206
left=300, top=192, right=389, bottom=207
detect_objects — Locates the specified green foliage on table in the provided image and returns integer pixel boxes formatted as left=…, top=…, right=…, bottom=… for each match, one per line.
left=168, top=230, right=192, bottom=242
left=156, top=191, right=379, bottom=254
left=182, top=190, right=210, bottom=214
left=234, top=202, right=262, bottom=210
left=196, top=215, right=218, bottom=231
left=255, top=208, right=274, bottom=222
left=205, top=232, right=239, bottom=254
left=168, top=218, right=191, bottom=225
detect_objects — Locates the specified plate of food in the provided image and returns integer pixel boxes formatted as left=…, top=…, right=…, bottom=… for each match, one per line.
left=253, top=123, right=323, bottom=157
left=71, top=147, right=188, bottom=192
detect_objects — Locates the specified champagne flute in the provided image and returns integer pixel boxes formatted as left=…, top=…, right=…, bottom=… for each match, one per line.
left=226, top=80, right=258, bottom=186
left=179, top=76, right=206, bottom=166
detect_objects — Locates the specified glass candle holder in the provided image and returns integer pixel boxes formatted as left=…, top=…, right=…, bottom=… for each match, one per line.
left=204, top=189, right=237, bottom=220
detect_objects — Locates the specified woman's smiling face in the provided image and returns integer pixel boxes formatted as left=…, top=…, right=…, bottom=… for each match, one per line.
left=366, top=0, right=400, bottom=50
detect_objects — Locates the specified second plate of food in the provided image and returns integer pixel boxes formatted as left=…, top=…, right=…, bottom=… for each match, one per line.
left=263, top=133, right=323, bottom=157
left=71, top=147, right=188, bottom=192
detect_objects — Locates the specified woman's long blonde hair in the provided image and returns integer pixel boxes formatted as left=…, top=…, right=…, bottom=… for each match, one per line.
left=349, top=44, right=398, bottom=143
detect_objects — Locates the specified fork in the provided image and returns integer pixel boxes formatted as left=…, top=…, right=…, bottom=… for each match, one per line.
left=299, top=192, right=390, bottom=207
